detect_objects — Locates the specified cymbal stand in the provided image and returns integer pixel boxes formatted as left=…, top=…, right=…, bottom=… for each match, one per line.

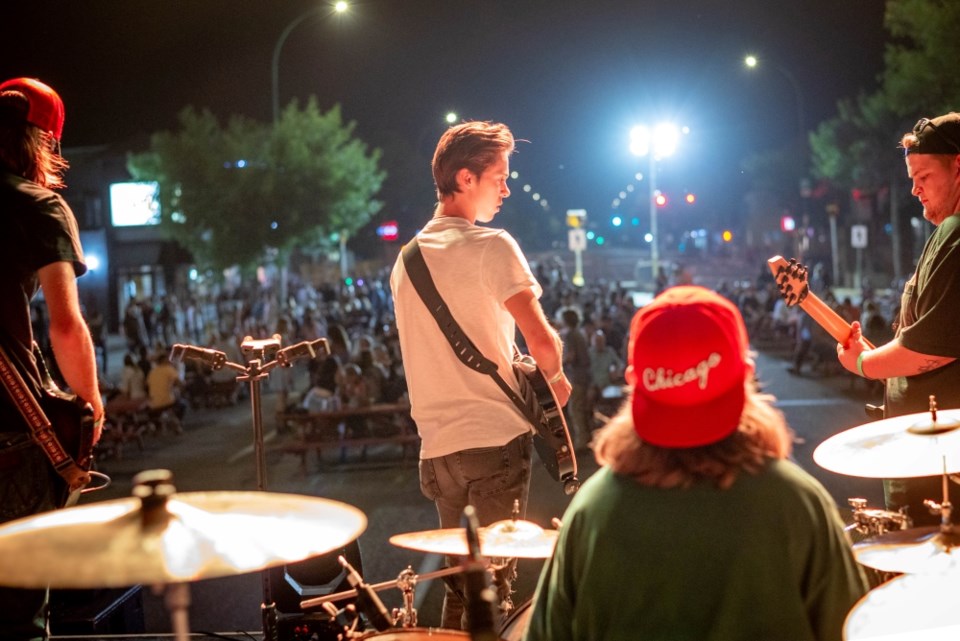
left=301, top=564, right=465, bottom=613
left=170, top=336, right=330, bottom=641
left=922, top=458, right=960, bottom=554
left=395, top=567, right=418, bottom=627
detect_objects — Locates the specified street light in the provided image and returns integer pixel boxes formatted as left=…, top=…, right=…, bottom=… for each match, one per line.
left=271, top=2, right=349, bottom=123
left=630, top=122, right=681, bottom=283
left=744, top=53, right=805, bottom=136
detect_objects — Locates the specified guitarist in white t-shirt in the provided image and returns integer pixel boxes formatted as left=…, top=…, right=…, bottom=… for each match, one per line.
left=390, top=121, right=569, bottom=630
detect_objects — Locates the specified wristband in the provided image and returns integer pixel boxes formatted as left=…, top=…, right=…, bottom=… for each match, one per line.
left=547, top=371, right=564, bottom=384
left=856, top=352, right=870, bottom=379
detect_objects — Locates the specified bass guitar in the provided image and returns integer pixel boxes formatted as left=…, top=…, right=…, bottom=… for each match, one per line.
left=767, top=255, right=875, bottom=349
left=513, top=355, right=580, bottom=496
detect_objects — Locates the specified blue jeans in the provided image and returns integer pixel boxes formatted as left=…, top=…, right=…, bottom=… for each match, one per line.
left=0, top=432, right=60, bottom=641
left=419, top=432, right=533, bottom=630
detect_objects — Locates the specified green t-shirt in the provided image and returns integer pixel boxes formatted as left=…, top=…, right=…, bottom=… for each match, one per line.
left=524, top=461, right=867, bottom=641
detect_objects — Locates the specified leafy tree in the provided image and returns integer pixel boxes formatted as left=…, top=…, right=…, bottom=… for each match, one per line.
left=884, top=0, right=960, bottom=116
left=128, top=98, right=385, bottom=272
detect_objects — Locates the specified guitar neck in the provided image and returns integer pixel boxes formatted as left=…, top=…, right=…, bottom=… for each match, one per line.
left=799, top=292, right=876, bottom=349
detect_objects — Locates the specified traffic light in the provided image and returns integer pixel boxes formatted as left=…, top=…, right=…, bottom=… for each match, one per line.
left=655, top=193, right=667, bottom=207
left=566, top=209, right=586, bottom=228
left=722, top=230, right=733, bottom=242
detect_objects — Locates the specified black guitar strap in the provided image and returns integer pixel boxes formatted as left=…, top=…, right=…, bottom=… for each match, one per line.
left=0, top=342, right=91, bottom=493
left=401, top=238, right=540, bottom=426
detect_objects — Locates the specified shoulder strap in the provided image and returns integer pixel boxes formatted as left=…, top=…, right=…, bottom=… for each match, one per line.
left=0, top=343, right=90, bottom=492
left=401, top=238, right=537, bottom=423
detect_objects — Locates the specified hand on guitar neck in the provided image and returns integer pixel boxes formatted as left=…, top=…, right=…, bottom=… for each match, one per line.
left=767, top=256, right=876, bottom=350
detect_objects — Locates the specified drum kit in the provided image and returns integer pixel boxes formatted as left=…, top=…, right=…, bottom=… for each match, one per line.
left=0, top=468, right=557, bottom=640
left=811, top=401, right=960, bottom=640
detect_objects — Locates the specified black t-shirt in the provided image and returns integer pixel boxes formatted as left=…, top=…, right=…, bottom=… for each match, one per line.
left=886, top=214, right=960, bottom=416
left=0, top=170, right=85, bottom=430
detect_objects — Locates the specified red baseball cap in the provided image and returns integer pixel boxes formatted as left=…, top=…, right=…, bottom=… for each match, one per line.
left=627, top=286, right=748, bottom=448
left=0, top=78, right=65, bottom=141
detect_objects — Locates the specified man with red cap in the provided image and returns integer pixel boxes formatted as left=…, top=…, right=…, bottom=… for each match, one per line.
left=0, top=78, right=104, bottom=640
left=525, top=286, right=866, bottom=641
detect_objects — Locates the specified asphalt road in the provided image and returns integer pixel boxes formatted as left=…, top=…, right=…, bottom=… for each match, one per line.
left=55, top=340, right=888, bottom=638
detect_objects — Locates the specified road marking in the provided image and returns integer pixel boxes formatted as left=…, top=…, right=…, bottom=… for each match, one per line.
left=775, top=399, right=851, bottom=407
left=228, top=429, right=277, bottom=463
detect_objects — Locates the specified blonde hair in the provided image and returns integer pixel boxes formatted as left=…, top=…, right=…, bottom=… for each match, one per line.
left=592, top=379, right=793, bottom=490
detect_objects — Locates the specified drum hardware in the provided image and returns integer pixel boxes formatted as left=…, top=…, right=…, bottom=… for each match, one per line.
left=846, top=498, right=913, bottom=537
left=301, top=564, right=466, bottom=620
left=171, top=335, right=330, bottom=640
left=0, top=469, right=366, bottom=641
left=852, top=463, right=960, bottom=576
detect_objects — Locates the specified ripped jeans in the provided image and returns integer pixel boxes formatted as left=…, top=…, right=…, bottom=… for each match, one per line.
left=419, top=432, right=533, bottom=630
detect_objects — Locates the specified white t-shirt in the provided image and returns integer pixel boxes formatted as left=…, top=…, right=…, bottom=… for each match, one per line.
left=390, top=216, right=541, bottom=458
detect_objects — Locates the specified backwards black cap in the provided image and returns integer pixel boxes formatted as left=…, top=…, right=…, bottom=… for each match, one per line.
left=903, top=113, right=960, bottom=156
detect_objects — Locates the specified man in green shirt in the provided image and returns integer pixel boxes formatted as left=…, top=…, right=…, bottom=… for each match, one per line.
left=526, top=286, right=867, bottom=641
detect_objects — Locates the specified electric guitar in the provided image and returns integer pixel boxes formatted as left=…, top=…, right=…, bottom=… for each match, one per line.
left=767, top=255, right=875, bottom=349
left=513, top=355, right=580, bottom=496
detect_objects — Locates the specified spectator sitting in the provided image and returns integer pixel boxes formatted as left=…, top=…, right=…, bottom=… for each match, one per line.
left=146, top=351, right=186, bottom=432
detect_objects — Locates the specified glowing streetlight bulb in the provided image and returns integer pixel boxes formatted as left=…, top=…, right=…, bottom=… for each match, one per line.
left=334, top=1, right=349, bottom=13
left=744, top=54, right=758, bottom=68
left=445, top=111, right=458, bottom=124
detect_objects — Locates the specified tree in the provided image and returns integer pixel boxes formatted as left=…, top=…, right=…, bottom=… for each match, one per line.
left=128, top=98, right=385, bottom=273
left=884, top=0, right=960, bottom=116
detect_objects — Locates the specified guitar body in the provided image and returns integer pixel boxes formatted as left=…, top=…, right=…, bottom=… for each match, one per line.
left=35, top=351, right=95, bottom=507
left=513, top=355, right=580, bottom=495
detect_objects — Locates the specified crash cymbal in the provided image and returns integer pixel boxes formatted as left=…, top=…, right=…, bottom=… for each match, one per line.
left=853, top=526, right=960, bottom=575
left=0, top=488, right=366, bottom=588
left=813, top=408, right=960, bottom=478
left=389, top=519, right=558, bottom=559
left=845, top=572, right=960, bottom=640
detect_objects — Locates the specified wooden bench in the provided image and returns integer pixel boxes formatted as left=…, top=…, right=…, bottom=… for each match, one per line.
left=275, top=402, right=419, bottom=471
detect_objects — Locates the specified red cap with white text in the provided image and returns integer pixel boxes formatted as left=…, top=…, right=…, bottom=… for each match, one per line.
left=628, top=286, right=748, bottom=448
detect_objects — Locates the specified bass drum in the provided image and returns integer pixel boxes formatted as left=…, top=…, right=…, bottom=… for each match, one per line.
left=359, top=629, right=469, bottom=640
left=499, top=599, right=533, bottom=641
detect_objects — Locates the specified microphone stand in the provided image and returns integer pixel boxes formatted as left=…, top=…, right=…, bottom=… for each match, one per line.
left=170, top=335, right=330, bottom=641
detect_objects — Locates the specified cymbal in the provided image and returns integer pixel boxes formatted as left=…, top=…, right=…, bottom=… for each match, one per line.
left=389, top=519, right=558, bottom=559
left=853, top=526, right=960, bottom=575
left=0, top=490, right=366, bottom=588
left=813, top=408, right=960, bottom=478
left=845, top=572, right=960, bottom=640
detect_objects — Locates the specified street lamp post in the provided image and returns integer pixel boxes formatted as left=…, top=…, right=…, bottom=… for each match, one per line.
left=630, top=123, right=680, bottom=285
left=744, top=54, right=805, bottom=136
left=271, top=2, right=348, bottom=123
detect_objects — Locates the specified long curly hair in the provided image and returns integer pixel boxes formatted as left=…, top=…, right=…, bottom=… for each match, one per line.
left=592, top=378, right=793, bottom=490
left=0, top=90, right=68, bottom=189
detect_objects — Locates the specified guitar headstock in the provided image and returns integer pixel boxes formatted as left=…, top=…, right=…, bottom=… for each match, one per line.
left=767, top=255, right=810, bottom=307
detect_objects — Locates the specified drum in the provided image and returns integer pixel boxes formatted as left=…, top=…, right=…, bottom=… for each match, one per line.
left=844, top=573, right=960, bottom=640
left=499, top=599, right=533, bottom=641
left=359, top=629, right=470, bottom=640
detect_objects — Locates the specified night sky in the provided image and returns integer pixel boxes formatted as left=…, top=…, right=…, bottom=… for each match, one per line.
left=0, top=1, right=888, bottom=240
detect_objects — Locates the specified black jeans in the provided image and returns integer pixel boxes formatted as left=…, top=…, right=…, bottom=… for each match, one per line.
left=0, top=432, right=60, bottom=641
left=419, top=433, right=533, bottom=629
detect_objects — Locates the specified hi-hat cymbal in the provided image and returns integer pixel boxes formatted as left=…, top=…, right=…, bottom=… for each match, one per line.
left=389, top=519, right=558, bottom=559
left=845, top=572, right=960, bottom=640
left=0, top=491, right=367, bottom=588
left=853, top=526, right=960, bottom=575
left=813, top=409, right=960, bottom=478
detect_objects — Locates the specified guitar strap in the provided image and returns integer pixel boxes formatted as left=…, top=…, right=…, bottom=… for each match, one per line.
left=0, top=342, right=91, bottom=493
left=401, top=238, right=541, bottom=427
